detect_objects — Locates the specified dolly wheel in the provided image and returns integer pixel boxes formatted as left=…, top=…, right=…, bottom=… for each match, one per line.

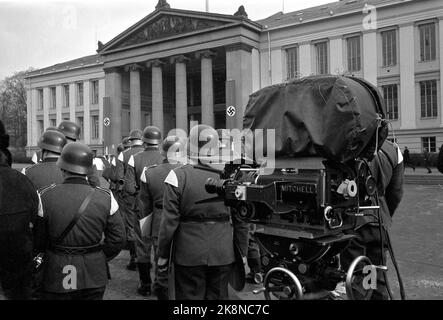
left=345, top=255, right=374, bottom=300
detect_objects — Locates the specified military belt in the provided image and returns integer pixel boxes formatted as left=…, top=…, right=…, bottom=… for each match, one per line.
left=180, top=216, right=230, bottom=223
left=49, top=243, right=102, bottom=255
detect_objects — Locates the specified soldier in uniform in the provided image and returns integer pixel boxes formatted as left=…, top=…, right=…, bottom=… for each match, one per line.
left=116, top=130, right=145, bottom=271
left=57, top=121, right=100, bottom=187
left=0, top=120, right=40, bottom=300
left=157, top=124, right=249, bottom=300
left=124, top=126, right=164, bottom=296
left=341, top=140, right=404, bottom=300
left=139, top=135, right=185, bottom=300
left=22, top=129, right=67, bottom=189
left=35, top=142, right=126, bottom=300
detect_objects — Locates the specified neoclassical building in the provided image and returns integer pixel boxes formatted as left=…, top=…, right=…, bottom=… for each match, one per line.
left=26, top=0, right=443, bottom=155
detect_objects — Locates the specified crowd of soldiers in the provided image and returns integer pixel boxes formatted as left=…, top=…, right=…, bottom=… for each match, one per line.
left=0, top=119, right=248, bottom=300
left=0, top=111, right=405, bottom=300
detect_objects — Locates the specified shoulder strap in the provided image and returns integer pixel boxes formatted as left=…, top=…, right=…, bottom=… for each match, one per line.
left=54, top=189, right=96, bottom=244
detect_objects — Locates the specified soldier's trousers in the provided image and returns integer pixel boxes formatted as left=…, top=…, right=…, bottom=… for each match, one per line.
left=174, top=264, right=233, bottom=300
left=247, top=233, right=262, bottom=274
left=120, top=193, right=136, bottom=242
left=341, top=224, right=389, bottom=300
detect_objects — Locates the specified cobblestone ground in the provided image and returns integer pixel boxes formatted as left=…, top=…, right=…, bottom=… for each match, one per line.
left=11, top=164, right=443, bottom=300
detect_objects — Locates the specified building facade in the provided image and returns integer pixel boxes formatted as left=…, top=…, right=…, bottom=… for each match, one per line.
left=26, top=0, right=443, bottom=155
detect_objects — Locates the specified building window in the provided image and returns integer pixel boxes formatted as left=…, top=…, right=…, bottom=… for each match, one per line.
left=91, top=80, right=99, bottom=105
left=76, top=116, right=84, bottom=140
left=381, top=29, right=397, bottom=67
left=286, top=47, right=299, bottom=80
left=37, top=120, right=44, bottom=136
left=63, top=85, right=70, bottom=108
left=347, top=36, right=361, bottom=72
left=50, top=87, right=56, bottom=109
left=422, top=136, right=436, bottom=152
left=50, top=119, right=56, bottom=128
left=419, top=23, right=436, bottom=62
left=37, top=89, right=44, bottom=110
left=420, top=80, right=438, bottom=118
left=91, top=115, right=99, bottom=140
left=382, top=84, right=399, bottom=120
left=76, top=83, right=84, bottom=106
left=315, top=41, right=329, bottom=75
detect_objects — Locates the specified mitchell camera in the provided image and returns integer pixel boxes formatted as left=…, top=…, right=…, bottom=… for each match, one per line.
left=205, top=75, right=393, bottom=300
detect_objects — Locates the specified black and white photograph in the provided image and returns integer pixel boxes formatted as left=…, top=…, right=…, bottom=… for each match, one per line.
left=1, top=0, right=442, bottom=312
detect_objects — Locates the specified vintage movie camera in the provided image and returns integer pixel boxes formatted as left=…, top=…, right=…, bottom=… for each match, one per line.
left=205, top=157, right=379, bottom=300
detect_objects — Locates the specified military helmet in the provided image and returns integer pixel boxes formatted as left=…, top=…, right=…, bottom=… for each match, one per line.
left=188, top=124, right=219, bottom=158
left=0, top=119, right=9, bottom=149
left=129, top=129, right=143, bottom=141
left=122, top=137, right=131, bottom=149
left=162, top=136, right=186, bottom=161
left=57, top=142, right=93, bottom=175
left=58, top=121, right=81, bottom=141
left=117, top=143, right=124, bottom=154
left=38, top=130, right=67, bottom=154
left=143, top=126, right=162, bottom=145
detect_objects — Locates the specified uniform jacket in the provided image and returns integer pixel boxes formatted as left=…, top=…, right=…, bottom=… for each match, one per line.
left=37, top=177, right=126, bottom=293
left=157, top=163, right=249, bottom=267
left=0, top=164, right=39, bottom=294
left=87, top=165, right=101, bottom=188
left=102, top=155, right=117, bottom=191
left=116, top=145, right=144, bottom=190
left=123, top=146, right=164, bottom=197
left=360, top=141, right=404, bottom=229
left=23, top=158, right=64, bottom=190
left=139, top=159, right=180, bottom=238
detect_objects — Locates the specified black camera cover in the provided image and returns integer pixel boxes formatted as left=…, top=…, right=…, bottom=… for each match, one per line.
left=243, top=76, right=387, bottom=163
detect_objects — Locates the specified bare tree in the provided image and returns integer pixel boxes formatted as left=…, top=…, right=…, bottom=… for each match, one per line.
left=0, top=69, right=33, bottom=149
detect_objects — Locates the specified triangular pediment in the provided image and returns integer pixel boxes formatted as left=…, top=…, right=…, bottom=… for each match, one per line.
left=101, top=9, right=244, bottom=53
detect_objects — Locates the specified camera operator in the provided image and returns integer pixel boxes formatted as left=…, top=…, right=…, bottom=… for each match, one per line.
left=157, top=124, right=248, bottom=300
left=341, top=140, right=404, bottom=300
left=0, top=120, right=40, bottom=299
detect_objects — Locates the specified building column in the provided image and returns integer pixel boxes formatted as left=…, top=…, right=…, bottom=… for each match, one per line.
left=299, top=42, right=312, bottom=77
left=147, top=60, right=164, bottom=135
left=226, top=43, right=253, bottom=129
left=330, top=36, right=344, bottom=75
left=83, top=80, right=91, bottom=144
left=172, top=55, right=189, bottom=133
left=126, top=64, right=142, bottom=131
left=26, top=83, right=32, bottom=149
left=439, top=17, right=443, bottom=126
left=55, top=85, right=63, bottom=125
left=197, top=50, right=215, bottom=127
left=69, top=83, right=76, bottom=122
left=363, top=31, right=377, bottom=86
left=104, top=68, right=123, bottom=152
left=31, top=89, right=39, bottom=146
left=43, top=87, right=50, bottom=130
left=399, top=23, right=416, bottom=130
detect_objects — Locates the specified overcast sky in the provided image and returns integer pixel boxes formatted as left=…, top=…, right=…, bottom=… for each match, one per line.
left=0, top=0, right=332, bottom=80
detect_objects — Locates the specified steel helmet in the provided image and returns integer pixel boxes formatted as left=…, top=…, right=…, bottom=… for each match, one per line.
left=143, top=126, right=162, bottom=145
left=58, top=121, right=81, bottom=141
left=129, top=129, right=143, bottom=141
left=188, top=124, right=219, bottom=158
left=117, top=143, right=124, bottom=154
left=38, top=130, right=67, bottom=154
left=57, top=142, right=93, bottom=175
left=122, top=137, right=131, bottom=149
